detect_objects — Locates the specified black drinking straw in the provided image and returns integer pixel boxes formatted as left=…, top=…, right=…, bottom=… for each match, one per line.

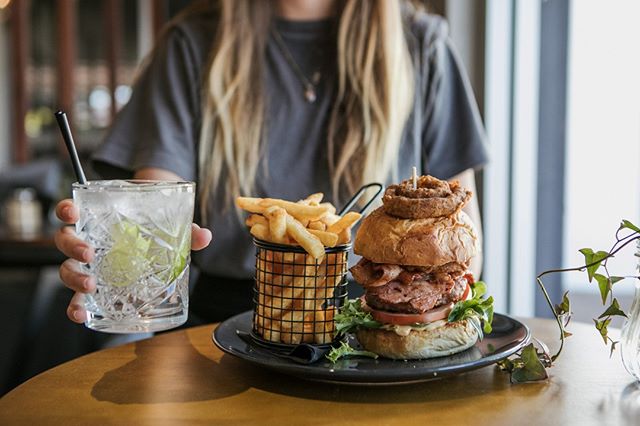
left=55, top=110, right=87, bottom=184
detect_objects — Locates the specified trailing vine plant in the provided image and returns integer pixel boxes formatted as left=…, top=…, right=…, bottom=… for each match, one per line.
left=498, top=220, right=640, bottom=383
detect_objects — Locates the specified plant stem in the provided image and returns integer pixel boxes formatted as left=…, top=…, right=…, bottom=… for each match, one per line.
left=536, top=276, right=565, bottom=361
left=535, top=233, right=640, bottom=362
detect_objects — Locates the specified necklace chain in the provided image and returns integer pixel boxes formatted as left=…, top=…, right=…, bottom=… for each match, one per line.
left=271, top=27, right=320, bottom=103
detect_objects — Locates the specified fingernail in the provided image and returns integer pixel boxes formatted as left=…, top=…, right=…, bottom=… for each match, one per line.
left=72, top=310, right=82, bottom=322
left=73, top=246, right=88, bottom=261
left=62, top=206, right=71, bottom=217
left=82, top=277, right=92, bottom=291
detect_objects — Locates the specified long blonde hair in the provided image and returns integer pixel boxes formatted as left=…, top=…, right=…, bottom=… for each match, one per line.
left=197, top=0, right=414, bottom=217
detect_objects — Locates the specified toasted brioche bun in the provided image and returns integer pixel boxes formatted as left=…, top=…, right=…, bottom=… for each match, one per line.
left=356, top=320, right=478, bottom=360
left=353, top=207, right=478, bottom=267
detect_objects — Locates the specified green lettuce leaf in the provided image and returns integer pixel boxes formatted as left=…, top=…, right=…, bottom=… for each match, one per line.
left=333, top=299, right=381, bottom=336
left=448, top=280, right=495, bottom=337
left=326, top=341, right=379, bottom=363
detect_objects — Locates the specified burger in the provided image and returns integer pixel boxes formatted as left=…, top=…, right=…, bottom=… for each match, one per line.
left=335, top=175, right=494, bottom=360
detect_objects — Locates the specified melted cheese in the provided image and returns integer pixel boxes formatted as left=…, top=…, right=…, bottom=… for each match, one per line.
left=381, top=320, right=448, bottom=336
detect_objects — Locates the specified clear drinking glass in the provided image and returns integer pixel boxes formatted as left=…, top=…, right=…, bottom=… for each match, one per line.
left=72, top=180, right=195, bottom=333
left=621, top=239, right=640, bottom=381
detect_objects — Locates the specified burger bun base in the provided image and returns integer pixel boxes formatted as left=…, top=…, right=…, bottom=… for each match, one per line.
left=356, top=320, right=478, bottom=360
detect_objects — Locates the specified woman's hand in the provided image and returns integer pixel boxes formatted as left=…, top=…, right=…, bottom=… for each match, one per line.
left=54, top=198, right=212, bottom=323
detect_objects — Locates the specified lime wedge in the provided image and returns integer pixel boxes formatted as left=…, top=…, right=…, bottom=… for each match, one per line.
left=101, top=221, right=151, bottom=287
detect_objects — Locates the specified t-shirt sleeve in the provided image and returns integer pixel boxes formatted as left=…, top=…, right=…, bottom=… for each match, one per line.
left=421, top=21, right=489, bottom=180
left=91, top=26, right=200, bottom=181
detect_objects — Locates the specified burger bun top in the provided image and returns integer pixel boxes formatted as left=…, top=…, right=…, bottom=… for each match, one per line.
left=353, top=207, right=478, bottom=267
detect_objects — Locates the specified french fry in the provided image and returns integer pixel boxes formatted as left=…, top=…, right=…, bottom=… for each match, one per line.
left=245, top=214, right=268, bottom=227
left=308, top=220, right=326, bottom=231
left=301, top=193, right=323, bottom=206
left=250, top=223, right=270, bottom=241
left=298, top=218, right=310, bottom=227
left=236, top=197, right=266, bottom=214
left=336, top=228, right=351, bottom=245
left=327, top=211, right=362, bottom=234
left=260, top=198, right=331, bottom=221
left=308, top=229, right=339, bottom=247
left=320, top=202, right=337, bottom=215
left=303, top=261, right=323, bottom=311
left=285, top=214, right=325, bottom=259
left=264, top=321, right=281, bottom=342
left=264, top=206, right=287, bottom=243
left=280, top=311, right=305, bottom=344
left=312, top=310, right=328, bottom=344
left=320, top=213, right=340, bottom=227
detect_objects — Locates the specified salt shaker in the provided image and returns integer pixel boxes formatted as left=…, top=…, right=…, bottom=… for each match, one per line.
left=5, top=188, right=42, bottom=237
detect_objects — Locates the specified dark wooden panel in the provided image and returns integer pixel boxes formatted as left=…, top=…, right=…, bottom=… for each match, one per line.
left=424, top=0, right=446, bottom=16
left=104, top=0, right=121, bottom=120
left=10, top=0, right=30, bottom=164
left=56, top=0, right=76, bottom=150
left=151, top=0, right=167, bottom=40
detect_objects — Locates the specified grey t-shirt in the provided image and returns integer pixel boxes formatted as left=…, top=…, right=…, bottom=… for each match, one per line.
left=92, top=9, right=488, bottom=280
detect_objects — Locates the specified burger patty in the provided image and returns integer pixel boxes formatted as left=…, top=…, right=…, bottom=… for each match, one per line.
left=365, top=274, right=468, bottom=314
left=350, top=258, right=466, bottom=288
left=350, top=258, right=471, bottom=313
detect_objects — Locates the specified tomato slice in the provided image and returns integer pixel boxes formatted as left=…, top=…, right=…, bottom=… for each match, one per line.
left=461, top=283, right=471, bottom=301
left=366, top=302, right=454, bottom=326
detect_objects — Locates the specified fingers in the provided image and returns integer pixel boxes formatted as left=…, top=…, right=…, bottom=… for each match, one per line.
left=54, top=226, right=94, bottom=262
left=59, top=259, right=96, bottom=293
left=67, top=292, right=87, bottom=323
left=56, top=201, right=91, bottom=325
left=55, top=199, right=80, bottom=224
left=191, top=223, right=212, bottom=251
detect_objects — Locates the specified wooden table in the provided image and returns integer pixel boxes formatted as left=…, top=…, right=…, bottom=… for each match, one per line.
left=1, top=318, right=638, bottom=425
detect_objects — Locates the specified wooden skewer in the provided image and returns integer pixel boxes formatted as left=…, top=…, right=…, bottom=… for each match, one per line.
left=412, top=166, right=417, bottom=190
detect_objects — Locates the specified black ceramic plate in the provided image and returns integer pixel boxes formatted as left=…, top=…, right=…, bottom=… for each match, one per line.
left=212, top=311, right=530, bottom=385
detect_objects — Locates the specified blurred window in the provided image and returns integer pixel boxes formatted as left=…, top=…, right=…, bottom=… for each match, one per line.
left=563, top=0, right=640, bottom=296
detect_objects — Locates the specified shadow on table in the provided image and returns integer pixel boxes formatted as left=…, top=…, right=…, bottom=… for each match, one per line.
left=91, top=332, right=249, bottom=404
left=620, top=381, right=640, bottom=421
left=90, top=327, right=548, bottom=405
left=216, top=353, right=549, bottom=404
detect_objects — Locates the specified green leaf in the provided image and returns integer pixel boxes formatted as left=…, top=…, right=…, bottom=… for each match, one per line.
left=594, top=318, right=612, bottom=345
left=598, top=298, right=628, bottom=319
left=333, top=299, right=381, bottom=336
left=594, top=273, right=611, bottom=305
left=448, top=281, right=494, bottom=335
left=326, top=341, right=378, bottom=363
left=472, top=281, right=488, bottom=298
left=620, top=220, right=640, bottom=233
left=579, top=248, right=608, bottom=282
left=610, top=341, right=619, bottom=358
left=496, top=358, right=514, bottom=371
left=554, top=291, right=571, bottom=316
left=169, top=225, right=191, bottom=282
left=510, top=344, right=549, bottom=383
left=610, top=276, right=625, bottom=285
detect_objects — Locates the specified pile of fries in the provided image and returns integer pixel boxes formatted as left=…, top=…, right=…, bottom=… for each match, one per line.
left=236, top=193, right=361, bottom=259
left=236, top=193, right=361, bottom=344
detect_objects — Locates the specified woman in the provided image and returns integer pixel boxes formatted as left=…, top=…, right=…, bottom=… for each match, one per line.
left=55, top=0, right=488, bottom=324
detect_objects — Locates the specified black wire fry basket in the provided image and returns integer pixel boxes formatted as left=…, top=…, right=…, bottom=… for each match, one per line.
left=253, top=241, right=349, bottom=346
left=251, top=183, right=383, bottom=348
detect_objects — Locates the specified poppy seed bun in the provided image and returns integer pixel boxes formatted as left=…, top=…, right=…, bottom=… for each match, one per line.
left=355, top=320, right=479, bottom=359
left=353, top=207, right=479, bottom=267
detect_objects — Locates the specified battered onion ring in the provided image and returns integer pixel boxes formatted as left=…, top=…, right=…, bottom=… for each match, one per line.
left=382, top=175, right=471, bottom=219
